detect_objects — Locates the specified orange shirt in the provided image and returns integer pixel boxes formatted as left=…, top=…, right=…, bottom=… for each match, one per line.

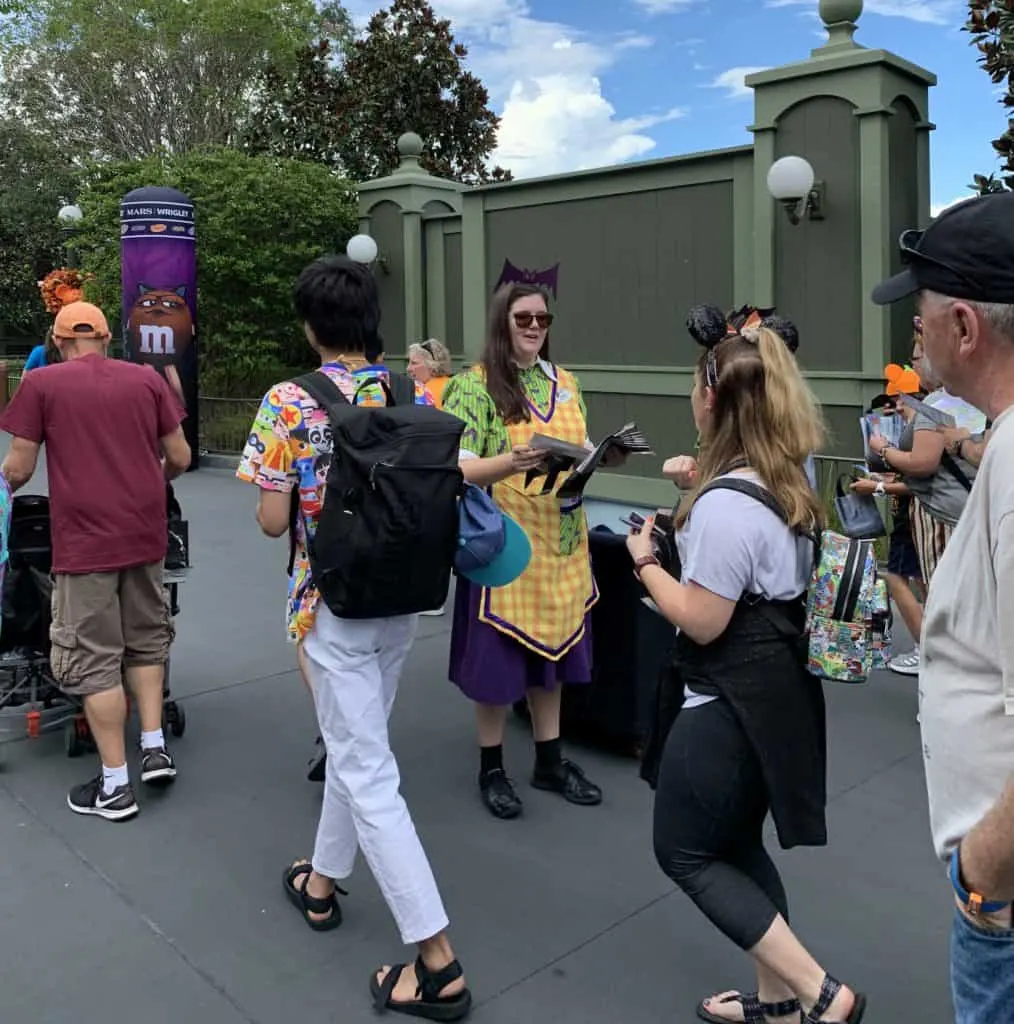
left=425, top=375, right=450, bottom=409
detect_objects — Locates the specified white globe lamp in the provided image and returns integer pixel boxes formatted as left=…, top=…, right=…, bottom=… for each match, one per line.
left=58, top=203, right=83, bottom=224
left=346, top=233, right=379, bottom=265
left=766, top=157, right=821, bottom=226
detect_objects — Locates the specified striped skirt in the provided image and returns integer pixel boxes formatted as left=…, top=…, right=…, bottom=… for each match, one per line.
left=910, top=496, right=955, bottom=585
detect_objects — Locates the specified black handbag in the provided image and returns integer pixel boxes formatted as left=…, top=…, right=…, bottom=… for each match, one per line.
left=833, top=473, right=886, bottom=540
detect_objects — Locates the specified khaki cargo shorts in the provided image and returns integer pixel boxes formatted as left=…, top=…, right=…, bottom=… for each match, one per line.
left=50, top=561, right=175, bottom=698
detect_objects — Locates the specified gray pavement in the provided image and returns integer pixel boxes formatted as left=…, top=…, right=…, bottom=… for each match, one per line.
left=0, top=447, right=951, bottom=1023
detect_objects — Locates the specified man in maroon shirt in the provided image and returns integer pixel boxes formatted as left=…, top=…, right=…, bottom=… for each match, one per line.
left=0, top=301, right=191, bottom=821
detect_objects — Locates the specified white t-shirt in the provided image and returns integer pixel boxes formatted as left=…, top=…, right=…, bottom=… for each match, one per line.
left=676, top=471, right=814, bottom=708
left=920, top=405, right=1014, bottom=860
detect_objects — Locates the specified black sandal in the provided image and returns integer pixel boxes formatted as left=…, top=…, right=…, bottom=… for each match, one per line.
left=282, top=861, right=345, bottom=932
left=370, top=955, right=472, bottom=1021
left=803, top=975, right=866, bottom=1024
left=698, top=991, right=801, bottom=1023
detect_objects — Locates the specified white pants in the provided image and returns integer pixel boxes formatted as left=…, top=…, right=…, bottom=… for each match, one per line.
left=301, top=604, right=449, bottom=945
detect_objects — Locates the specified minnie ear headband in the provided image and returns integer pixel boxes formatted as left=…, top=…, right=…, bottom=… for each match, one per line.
left=687, top=303, right=798, bottom=388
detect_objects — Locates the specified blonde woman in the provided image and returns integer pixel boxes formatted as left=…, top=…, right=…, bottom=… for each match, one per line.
left=629, top=326, right=865, bottom=1023
left=407, top=339, right=453, bottom=408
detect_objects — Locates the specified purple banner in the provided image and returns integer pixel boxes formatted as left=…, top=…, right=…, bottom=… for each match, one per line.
left=120, top=186, right=198, bottom=470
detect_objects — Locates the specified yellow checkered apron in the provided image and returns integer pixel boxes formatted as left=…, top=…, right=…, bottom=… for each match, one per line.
left=480, top=367, right=598, bottom=660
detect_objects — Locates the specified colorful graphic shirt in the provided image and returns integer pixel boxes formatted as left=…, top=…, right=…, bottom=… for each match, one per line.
left=236, top=360, right=432, bottom=642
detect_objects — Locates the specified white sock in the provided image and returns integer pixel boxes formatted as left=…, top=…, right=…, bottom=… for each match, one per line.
left=140, top=728, right=165, bottom=751
left=102, top=763, right=129, bottom=795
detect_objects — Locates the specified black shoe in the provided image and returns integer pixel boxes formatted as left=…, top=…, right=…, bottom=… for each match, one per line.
left=67, top=777, right=139, bottom=821
left=308, top=736, right=327, bottom=782
left=531, top=759, right=603, bottom=806
left=479, top=768, right=523, bottom=819
left=140, top=746, right=177, bottom=785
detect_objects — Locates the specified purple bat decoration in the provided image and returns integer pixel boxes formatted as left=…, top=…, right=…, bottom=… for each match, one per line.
left=494, top=259, right=560, bottom=299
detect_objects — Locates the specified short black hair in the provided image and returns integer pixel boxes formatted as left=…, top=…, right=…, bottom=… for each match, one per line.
left=761, top=314, right=799, bottom=354
left=292, top=255, right=380, bottom=354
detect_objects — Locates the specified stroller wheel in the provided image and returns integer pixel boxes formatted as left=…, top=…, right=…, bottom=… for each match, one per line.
left=165, top=701, right=186, bottom=738
left=65, top=720, right=87, bottom=758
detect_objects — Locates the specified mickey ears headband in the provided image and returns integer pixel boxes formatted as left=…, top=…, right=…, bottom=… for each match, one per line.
left=686, top=303, right=790, bottom=352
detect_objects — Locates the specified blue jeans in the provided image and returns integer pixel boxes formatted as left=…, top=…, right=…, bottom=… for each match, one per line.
left=951, top=907, right=1014, bottom=1023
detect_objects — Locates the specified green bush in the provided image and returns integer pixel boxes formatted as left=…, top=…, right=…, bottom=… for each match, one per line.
left=73, top=146, right=359, bottom=396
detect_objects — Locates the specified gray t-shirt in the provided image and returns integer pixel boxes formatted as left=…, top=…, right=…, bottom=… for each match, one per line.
left=921, top=406, right=1014, bottom=860
left=677, top=471, right=814, bottom=602
left=899, top=394, right=976, bottom=526
left=676, top=472, right=814, bottom=708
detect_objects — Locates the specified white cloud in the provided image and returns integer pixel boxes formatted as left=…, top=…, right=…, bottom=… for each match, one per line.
left=764, top=0, right=953, bottom=25
left=344, top=0, right=686, bottom=179
left=708, top=66, right=771, bottom=100
left=632, top=0, right=697, bottom=12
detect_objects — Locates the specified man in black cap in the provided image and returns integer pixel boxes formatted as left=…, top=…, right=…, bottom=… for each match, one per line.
left=872, top=191, right=1014, bottom=1024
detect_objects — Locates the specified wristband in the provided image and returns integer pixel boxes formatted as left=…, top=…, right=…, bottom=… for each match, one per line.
left=633, top=555, right=660, bottom=581
left=950, top=847, right=1009, bottom=916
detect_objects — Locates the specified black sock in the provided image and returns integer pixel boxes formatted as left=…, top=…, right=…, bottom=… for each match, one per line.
left=480, top=744, right=504, bottom=777
left=535, top=737, right=562, bottom=773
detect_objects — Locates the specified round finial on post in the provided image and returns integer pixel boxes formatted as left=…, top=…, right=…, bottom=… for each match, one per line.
left=818, top=0, right=862, bottom=49
left=398, top=132, right=424, bottom=158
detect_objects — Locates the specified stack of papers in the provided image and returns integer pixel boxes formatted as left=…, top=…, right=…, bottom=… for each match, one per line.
left=527, top=423, right=654, bottom=497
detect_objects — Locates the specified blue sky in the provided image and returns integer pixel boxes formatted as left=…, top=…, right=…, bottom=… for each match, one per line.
left=347, top=0, right=1001, bottom=213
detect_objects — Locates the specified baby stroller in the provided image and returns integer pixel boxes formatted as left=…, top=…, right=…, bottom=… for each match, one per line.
left=0, top=488, right=189, bottom=763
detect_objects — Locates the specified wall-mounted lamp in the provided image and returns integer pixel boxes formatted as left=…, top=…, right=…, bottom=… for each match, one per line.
left=766, top=156, right=825, bottom=226
left=346, top=233, right=389, bottom=273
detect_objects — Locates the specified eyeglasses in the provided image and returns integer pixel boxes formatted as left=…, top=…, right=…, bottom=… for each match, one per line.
left=512, top=312, right=554, bottom=330
left=912, top=315, right=923, bottom=334
left=420, top=340, right=435, bottom=356
left=898, top=229, right=979, bottom=291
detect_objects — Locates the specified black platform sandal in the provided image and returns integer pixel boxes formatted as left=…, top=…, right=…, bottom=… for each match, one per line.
left=282, top=861, right=346, bottom=932
left=370, top=955, right=472, bottom=1021
left=803, top=975, right=866, bottom=1024
left=698, top=990, right=801, bottom=1023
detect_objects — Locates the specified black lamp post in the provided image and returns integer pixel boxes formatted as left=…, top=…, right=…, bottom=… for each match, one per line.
left=57, top=203, right=83, bottom=267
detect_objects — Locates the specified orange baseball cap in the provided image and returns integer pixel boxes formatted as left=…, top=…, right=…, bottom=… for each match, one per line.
left=52, top=301, right=110, bottom=341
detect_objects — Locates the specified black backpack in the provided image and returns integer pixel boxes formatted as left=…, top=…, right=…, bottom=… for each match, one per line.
left=289, top=369, right=465, bottom=619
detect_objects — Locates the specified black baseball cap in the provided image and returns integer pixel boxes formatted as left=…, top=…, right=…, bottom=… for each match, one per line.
left=872, top=191, right=1014, bottom=306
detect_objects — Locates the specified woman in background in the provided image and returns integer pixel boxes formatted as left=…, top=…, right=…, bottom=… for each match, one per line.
left=23, top=329, right=62, bottom=372
left=408, top=339, right=454, bottom=408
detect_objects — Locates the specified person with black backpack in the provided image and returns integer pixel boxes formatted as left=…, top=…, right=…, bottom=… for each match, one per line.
left=236, top=256, right=471, bottom=1021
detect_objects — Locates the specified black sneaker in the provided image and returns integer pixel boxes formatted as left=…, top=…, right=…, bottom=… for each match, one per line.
left=531, top=758, right=603, bottom=806
left=140, top=746, right=177, bottom=785
left=67, top=777, right=139, bottom=821
left=479, top=768, right=523, bottom=819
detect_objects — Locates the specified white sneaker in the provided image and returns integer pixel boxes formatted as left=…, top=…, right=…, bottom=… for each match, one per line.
left=890, top=646, right=920, bottom=676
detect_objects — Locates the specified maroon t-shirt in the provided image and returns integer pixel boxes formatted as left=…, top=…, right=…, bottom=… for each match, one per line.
left=0, top=354, right=185, bottom=574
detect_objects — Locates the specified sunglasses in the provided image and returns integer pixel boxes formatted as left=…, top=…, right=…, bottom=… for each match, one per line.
left=898, top=230, right=979, bottom=291
left=420, top=340, right=435, bottom=355
left=512, top=312, right=554, bottom=330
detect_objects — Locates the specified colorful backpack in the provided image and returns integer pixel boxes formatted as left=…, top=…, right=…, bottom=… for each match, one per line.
left=805, top=531, right=892, bottom=682
left=695, top=478, right=892, bottom=683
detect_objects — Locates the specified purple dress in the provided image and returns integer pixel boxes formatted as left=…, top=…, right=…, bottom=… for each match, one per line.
left=449, top=576, right=593, bottom=706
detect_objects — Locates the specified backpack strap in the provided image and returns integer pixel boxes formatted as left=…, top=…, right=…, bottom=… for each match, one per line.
left=388, top=371, right=416, bottom=407
left=697, top=477, right=790, bottom=522
left=284, top=371, right=351, bottom=577
left=940, top=450, right=973, bottom=493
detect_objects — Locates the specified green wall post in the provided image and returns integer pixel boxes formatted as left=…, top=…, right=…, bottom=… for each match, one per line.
left=356, top=133, right=464, bottom=354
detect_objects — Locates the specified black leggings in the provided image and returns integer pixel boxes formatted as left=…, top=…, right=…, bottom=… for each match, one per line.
left=653, top=698, right=788, bottom=951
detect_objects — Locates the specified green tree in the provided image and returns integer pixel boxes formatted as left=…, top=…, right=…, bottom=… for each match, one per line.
left=0, top=0, right=322, bottom=162
left=0, top=118, right=81, bottom=340
left=967, top=1, right=1014, bottom=193
left=74, top=147, right=358, bottom=393
left=249, top=0, right=510, bottom=184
